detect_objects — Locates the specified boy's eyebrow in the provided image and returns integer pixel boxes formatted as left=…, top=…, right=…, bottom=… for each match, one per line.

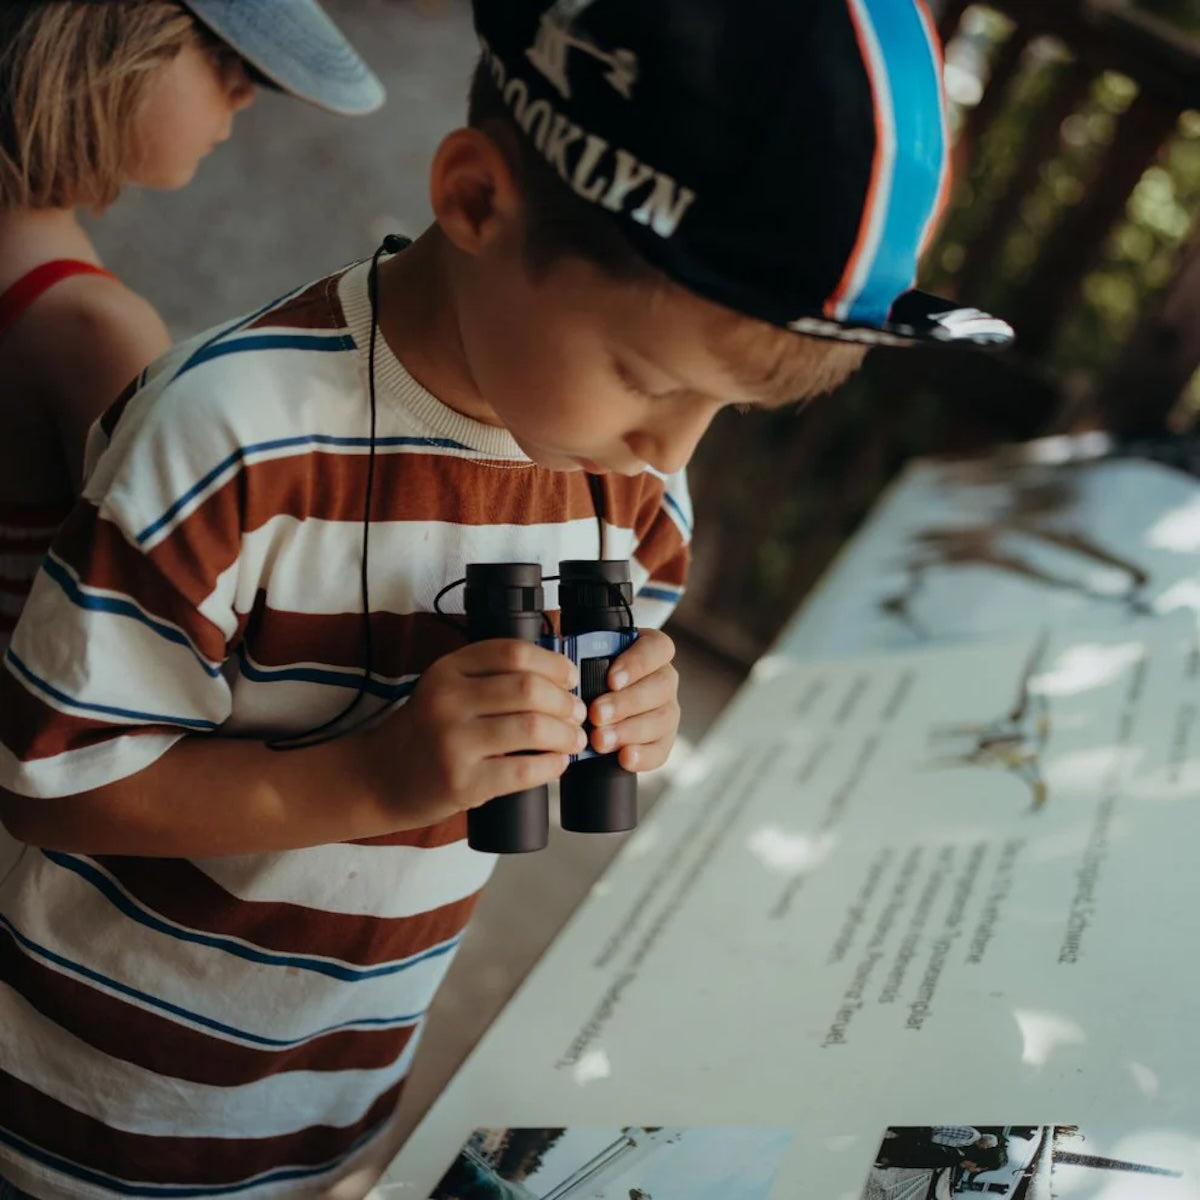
left=725, top=366, right=800, bottom=408
left=717, top=340, right=803, bottom=406
left=620, top=343, right=804, bottom=408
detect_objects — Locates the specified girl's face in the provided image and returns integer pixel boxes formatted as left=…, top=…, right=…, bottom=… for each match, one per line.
left=127, top=34, right=256, bottom=190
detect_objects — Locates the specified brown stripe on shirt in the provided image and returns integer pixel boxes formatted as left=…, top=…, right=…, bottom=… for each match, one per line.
left=635, top=515, right=690, bottom=588
left=242, top=608, right=467, bottom=679
left=0, top=934, right=418, bottom=1083
left=244, top=274, right=346, bottom=335
left=92, top=855, right=481, bottom=967
left=0, top=1068, right=403, bottom=1186
left=143, top=450, right=670, bottom=556
left=53, top=503, right=230, bottom=663
left=0, top=669, right=180, bottom=763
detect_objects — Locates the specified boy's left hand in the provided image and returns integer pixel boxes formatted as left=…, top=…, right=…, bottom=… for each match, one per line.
left=587, top=628, right=680, bottom=772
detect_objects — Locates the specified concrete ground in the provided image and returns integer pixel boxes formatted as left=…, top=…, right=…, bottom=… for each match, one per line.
left=88, top=0, right=746, bottom=1147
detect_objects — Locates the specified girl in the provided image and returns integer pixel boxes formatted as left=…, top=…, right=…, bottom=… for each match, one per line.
left=0, top=0, right=383, bottom=644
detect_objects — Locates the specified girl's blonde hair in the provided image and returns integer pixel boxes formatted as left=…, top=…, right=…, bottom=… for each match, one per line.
left=0, top=1, right=197, bottom=210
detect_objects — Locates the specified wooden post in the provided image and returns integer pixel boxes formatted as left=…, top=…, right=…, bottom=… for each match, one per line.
left=953, top=60, right=1093, bottom=304
left=1006, top=88, right=1180, bottom=358
left=1096, top=229, right=1200, bottom=434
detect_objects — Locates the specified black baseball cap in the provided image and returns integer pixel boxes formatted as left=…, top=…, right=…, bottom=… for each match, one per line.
left=471, top=0, right=1014, bottom=349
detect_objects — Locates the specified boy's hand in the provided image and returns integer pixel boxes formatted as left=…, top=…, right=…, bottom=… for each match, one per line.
left=587, top=628, right=680, bottom=772
left=371, top=640, right=587, bottom=826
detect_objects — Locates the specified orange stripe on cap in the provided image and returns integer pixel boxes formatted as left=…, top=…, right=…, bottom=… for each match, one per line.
left=914, top=0, right=952, bottom=253
left=825, top=0, right=890, bottom=321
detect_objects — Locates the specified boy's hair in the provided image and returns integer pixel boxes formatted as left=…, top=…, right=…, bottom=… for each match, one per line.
left=0, top=0, right=197, bottom=210
left=466, top=59, right=866, bottom=405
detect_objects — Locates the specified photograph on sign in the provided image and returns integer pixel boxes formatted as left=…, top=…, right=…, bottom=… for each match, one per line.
left=427, top=1125, right=793, bottom=1199
left=860, top=1124, right=1191, bottom=1200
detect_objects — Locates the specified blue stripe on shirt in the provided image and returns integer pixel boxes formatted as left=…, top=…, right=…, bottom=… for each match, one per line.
left=171, top=282, right=324, bottom=382
left=0, top=911, right=425, bottom=1049
left=5, top=650, right=219, bottom=731
left=45, top=852, right=463, bottom=983
left=637, top=585, right=683, bottom=603
left=175, top=332, right=357, bottom=378
left=662, top=489, right=693, bottom=536
left=235, top=646, right=416, bottom=701
left=42, top=554, right=222, bottom=678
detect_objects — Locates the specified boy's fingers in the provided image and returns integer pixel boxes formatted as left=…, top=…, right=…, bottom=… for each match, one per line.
left=470, top=674, right=587, bottom=723
left=617, top=740, right=671, bottom=773
left=608, top=629, right=675, bottom=689
left=473, top=753, right=571, bottom=802
left=589, top=706, right=678, bottom=754
left=458, top=638, right=579, bottom=687
left=590, top=668, right=677, bottom=727
left=479, top=712, right=589, bottom=758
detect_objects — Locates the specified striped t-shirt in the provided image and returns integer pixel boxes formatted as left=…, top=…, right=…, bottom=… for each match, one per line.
left=0, top=502, right=71, bottom=647
left=0, top=258, right=690, bottom=1198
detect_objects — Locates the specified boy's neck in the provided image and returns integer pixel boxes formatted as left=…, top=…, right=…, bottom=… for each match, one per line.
left=375, top=229, right=501, bottom=428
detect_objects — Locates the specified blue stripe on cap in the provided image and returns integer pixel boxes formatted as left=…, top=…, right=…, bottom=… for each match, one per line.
left=837, top=0, right=947, bottom=326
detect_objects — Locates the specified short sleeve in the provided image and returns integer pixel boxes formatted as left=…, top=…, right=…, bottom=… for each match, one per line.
left=0, top=362, right=245, bottom=798
left=630, top=469, right=692, bottom=629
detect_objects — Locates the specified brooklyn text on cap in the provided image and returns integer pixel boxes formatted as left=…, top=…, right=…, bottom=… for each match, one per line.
left=471, top=0, right=1014, bottom=349
left=182, top=0, right=384, bottom=116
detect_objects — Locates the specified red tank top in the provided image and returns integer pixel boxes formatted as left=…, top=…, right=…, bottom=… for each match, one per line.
left=0, top=258, right=115, bottom=341
left=0, top=259, right=117, bottom=641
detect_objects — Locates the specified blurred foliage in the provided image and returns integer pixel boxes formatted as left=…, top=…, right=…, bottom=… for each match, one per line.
left=929, top=6, right=1200, bottom=387
left=1136, top=0, right=1200, bottom=31
left=687, top=0, right=1200, bottom=653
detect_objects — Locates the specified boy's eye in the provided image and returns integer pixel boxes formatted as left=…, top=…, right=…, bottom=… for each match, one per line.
left=612, top=358, right=653, bottom=398
left=612, top=357, right=687, bottom=402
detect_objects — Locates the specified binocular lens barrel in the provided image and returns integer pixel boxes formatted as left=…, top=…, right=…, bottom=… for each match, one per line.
left=464, top=563, right=550, bottom=854
left=462, top=559, right=639, bottom=854
left=464, top=562, right=545, bottom=641
left=557, top=559, right=634, bottom=634
left=558, top=560, right=638, bottom=835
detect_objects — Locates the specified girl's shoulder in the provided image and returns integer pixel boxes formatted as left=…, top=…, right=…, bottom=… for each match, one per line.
left=3, top=264, right=172, bottom=487
left=11, top=265, right=169, bottom=390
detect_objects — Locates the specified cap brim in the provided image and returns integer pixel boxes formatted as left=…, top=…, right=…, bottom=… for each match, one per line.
left=182, top=0, right=384, bottom=116
left=787, top=290, right=1015, bottom=349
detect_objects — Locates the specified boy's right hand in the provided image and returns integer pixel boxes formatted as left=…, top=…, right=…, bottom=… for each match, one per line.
left=367, top=639, right=587, bottom=828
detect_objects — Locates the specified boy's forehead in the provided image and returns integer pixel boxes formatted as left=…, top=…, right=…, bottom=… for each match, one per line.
left=615, top=284, right=865, bottom=405
left=523, top=254, right=864, bottom=404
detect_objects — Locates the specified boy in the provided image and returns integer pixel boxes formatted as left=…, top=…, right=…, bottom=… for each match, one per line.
left=0, top=0, right=1011, bottom=1196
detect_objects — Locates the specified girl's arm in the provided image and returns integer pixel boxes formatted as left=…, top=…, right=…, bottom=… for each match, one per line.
left=31, top=277, right=170, bottom=488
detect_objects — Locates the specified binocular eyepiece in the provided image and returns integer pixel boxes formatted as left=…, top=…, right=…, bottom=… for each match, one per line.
left=464, top=559, right=639, bottom=854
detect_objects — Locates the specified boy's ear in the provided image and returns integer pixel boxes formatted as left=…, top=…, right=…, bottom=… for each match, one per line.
left=430, top=127, right=523, bottom=256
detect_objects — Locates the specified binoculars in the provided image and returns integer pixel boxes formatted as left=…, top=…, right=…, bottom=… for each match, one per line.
left=464, top=559, right=639, bottom=854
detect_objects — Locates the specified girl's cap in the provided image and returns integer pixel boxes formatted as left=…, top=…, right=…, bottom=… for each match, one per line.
left=181, top=0, right=384, bottom=116
left=472, top=0, right=1014, bottom=349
